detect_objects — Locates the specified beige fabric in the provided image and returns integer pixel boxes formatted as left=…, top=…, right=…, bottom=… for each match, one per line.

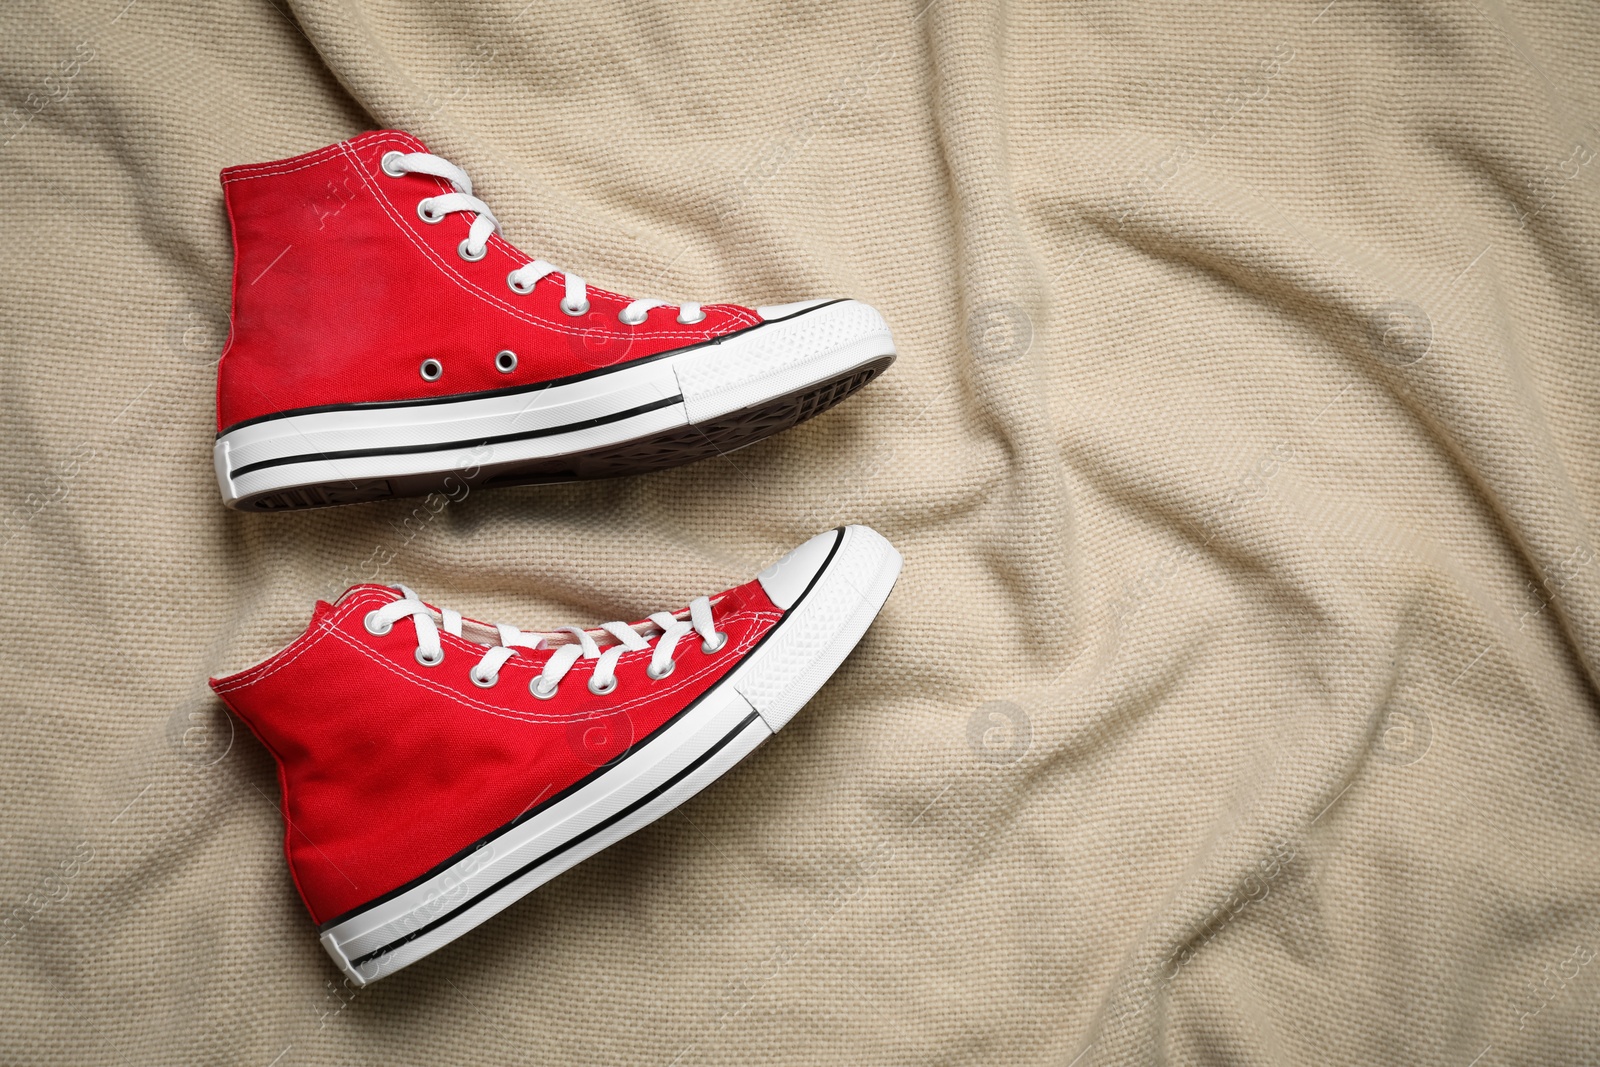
left=3, top=0, right=1598, bottom=1062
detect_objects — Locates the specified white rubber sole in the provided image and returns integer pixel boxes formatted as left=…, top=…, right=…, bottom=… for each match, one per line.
left=317, top=525, right=902, bottom=985
left=215, top=299, right=893, bottom=510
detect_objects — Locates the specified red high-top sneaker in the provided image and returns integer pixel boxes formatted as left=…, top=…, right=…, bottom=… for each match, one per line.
left=210, top=526, right=901, bottom=984
left=213, top=130, right=896, bottom=511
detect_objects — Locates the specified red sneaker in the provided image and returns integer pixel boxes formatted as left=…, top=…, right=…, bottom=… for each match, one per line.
left=213, top=130, right=896, bottom=511
left=210, top=526, right=901, bottom=984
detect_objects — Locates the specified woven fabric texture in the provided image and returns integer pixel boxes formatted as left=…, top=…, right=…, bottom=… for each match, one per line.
left=1, top=1, right=1597, bottom=1063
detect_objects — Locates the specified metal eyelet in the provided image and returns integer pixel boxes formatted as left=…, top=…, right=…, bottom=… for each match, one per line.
left=618, top=307, right=647, bottom=326
left=458, top=239, right=486, bottom=262
left=676, top=308, right=706, bottom=324
left=495, top=349, right=518, bottom=373
left=420, top=358, right=443, bottom=382
left=417, top=198, right=443, bottom=223
left=588, top=674, right=618, bottom=695
left=701, top=632, right=729, bottom=655
left=381, top=151, right=408, bottom=177
left=646, top=660, right=675, bottom=681
left=507, top=272, right=536, bottom=294
left=530, top=677, right=558, bottom=700
left=364, top=611, right=392, bottom=636
left=415, top=646, right=444, bottom=667
left=470, top=668, right=499, bottom=688
left=560, top=298, right=591, bottom=317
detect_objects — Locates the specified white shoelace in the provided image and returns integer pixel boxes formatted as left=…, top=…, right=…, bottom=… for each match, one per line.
left=380, top=150, right=705, bottom=326
left=362, top=586, right=728, bottom=698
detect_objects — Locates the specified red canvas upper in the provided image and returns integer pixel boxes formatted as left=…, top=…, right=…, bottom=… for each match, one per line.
left=210, top=579, right=782, bottom=925
left=216, top=131, right=761, bottom=432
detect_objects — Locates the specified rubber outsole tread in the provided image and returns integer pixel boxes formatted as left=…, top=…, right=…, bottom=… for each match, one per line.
left=238, top=356, right=892, bottom=511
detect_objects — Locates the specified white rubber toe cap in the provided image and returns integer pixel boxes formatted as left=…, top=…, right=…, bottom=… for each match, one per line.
left=738, top=525, right=902, bottom=731
left=758, top=529, right=843, bottom=609
left=675, top=299, right=894, bottom=425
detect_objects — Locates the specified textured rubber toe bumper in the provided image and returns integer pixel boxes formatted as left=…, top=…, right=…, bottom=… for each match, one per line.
left=214, top=300, right=895, bottom=511
left=317, top=525, right=901, bottom=985
left=742, top=525, right=902, bottom=731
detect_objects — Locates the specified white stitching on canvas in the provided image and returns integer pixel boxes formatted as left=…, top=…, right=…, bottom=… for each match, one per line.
left=347, top=136, right=760, bottom=338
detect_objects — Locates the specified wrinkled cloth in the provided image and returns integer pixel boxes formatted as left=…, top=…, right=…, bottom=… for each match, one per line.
left=1, top=1, right=1598, bottom=1063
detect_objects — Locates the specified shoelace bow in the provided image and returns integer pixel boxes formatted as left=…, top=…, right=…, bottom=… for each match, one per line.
left=363, top=587, right=727, bottom=698
left=381, top=150, right=706, bottom=326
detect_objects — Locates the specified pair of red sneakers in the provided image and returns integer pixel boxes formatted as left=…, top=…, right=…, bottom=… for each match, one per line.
left=206, top=132, right=902, bottom=984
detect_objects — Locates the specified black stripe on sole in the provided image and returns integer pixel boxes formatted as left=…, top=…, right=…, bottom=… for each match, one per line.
left=217, top=299, right=847, bottom=436
left=234, top=357, right=892, bottom=511
left=349, top=710, right=764, bottom=968
left=229, top=394, right=683, bottom=478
